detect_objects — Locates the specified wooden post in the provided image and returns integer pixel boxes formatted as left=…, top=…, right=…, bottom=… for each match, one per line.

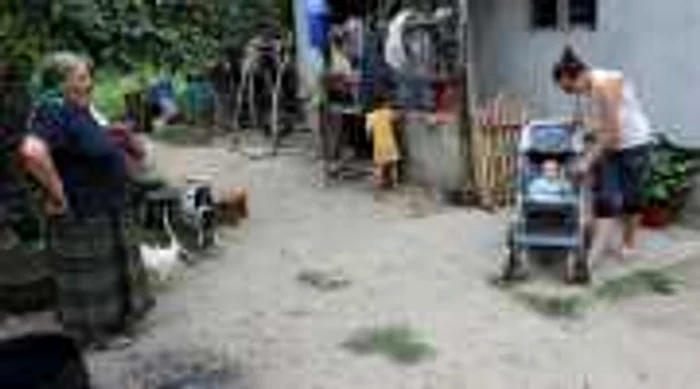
left=457, top=0, right=477, bottom=203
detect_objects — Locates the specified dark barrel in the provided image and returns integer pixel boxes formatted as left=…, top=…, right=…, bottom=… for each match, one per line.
left=0, top=333, right=91, bottom=388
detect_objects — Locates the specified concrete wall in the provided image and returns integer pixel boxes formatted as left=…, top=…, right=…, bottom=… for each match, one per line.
left=471, top=0, right=700, bottom=146
left=293, top=0, right=326, bottom=153
left=403, top=114, right=465, bottom=193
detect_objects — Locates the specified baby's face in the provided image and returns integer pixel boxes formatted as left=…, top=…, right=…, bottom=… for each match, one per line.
left=543, top=160, right=560, bottom=179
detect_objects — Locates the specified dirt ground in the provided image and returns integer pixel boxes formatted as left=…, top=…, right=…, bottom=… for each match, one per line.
left=85, top=135, right=700, bottom=389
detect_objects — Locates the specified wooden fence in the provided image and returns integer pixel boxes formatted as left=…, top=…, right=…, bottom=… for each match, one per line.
left=471, top=94, right=528, bottom=209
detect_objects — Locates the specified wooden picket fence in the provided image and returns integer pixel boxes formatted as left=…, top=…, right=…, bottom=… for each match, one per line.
left=471, top=94, right=528, bottom=209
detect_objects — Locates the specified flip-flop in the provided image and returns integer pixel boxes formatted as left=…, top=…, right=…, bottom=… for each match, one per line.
left=88, top=334, right=135, bottom=352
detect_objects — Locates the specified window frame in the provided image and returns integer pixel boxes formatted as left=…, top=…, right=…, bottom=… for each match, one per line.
left=530, top=0, right=597, bottom=31
left=567, top=0, right=597, bottom=31
left=530, top=0, right=560, bottom=30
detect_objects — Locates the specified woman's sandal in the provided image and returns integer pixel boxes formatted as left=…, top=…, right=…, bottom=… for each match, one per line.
left=87, top=334, right=135, bottom=352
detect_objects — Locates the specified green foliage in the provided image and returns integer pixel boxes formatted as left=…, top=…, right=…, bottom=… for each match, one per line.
left=643, top=146, right=691, bottom=206
left=91, top=63, right=189, bottom=120
left=1, top=0, right=288, bottom=72
left=92, top=69, right=129, bottom=119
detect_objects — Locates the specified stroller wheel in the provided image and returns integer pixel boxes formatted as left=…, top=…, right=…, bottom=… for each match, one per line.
left=502, top=248, right=528, bottom=282
left=566, top=250, right=591, bottom=285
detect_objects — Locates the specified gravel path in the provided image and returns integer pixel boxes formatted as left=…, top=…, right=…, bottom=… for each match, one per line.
left=89, top=139, right=700, bottom=389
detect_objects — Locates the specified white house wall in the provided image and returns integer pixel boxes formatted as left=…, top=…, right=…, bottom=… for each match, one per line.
left=471, top=0, right=700, bottom=146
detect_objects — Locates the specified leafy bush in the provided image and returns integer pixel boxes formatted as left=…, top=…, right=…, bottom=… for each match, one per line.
left=1, top=0, right=288, bottom=72
left=643, top=136, right=693, bottom=208
left=92, top=64, right=190, bottom=121
left=92, top=69, right=129, bottom=120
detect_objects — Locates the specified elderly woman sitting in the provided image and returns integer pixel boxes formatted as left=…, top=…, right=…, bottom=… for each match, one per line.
left=23, top=52, right=153, bottom=349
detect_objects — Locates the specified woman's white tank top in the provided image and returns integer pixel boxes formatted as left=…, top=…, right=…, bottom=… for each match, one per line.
left=589, top=69, right=652, bottom=150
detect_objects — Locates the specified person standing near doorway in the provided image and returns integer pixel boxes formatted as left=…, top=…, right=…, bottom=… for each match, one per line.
left=553, top=46, right=653, bottom=262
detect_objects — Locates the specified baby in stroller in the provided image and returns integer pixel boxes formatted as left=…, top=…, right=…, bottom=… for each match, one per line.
left=527, top=159, right=574, bottom=203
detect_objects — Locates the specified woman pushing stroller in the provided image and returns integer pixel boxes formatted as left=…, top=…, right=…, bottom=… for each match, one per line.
left=552, top=46, right=653, bottom=266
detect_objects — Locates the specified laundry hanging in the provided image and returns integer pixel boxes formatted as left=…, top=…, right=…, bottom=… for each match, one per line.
left=384, top=9, right=435, bottom=74
left=384, top=9, right=415, bottom=72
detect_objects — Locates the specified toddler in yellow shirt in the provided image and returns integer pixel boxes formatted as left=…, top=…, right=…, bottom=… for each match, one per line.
left=366, top=93, right=400, bottom=189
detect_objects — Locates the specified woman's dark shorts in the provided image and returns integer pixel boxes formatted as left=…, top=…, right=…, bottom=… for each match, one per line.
left=593, top=144, right=651, bottom=217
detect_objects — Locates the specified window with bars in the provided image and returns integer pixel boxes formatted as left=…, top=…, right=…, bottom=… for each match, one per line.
left=568, top=0, right=597, bottom=29
left=531, top=0, right=597, bottom=30
left=531, top=0, right=559, bottom=29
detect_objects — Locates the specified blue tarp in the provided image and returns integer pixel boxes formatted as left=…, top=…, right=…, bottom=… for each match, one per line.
left=305, top=0, right=328, bottom=15
left=147, top=78, right=175, bottom=105
left=305, top=0, right=329, bottom=50
left=147, top=78, right=179, bottom=118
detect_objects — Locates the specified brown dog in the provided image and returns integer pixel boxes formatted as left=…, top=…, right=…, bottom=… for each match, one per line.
left=215, top=188, right=249, bottom=225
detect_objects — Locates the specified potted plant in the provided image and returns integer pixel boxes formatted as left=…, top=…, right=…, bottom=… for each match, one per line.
left=641, top=146, right=692, bottom=228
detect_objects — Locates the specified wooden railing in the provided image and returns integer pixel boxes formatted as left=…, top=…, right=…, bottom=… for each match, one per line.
left=471, top=94, right=528, bottom=209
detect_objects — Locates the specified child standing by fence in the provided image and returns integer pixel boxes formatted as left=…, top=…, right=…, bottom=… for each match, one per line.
left=366, top=91, right=401, bottom=189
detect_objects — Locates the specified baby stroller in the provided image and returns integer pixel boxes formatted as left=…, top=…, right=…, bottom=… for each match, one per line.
left=502, top=120, right=592, bottom=284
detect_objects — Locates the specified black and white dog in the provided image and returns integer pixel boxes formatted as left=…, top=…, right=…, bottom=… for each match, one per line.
left=180, top=178, right=218, bottom=249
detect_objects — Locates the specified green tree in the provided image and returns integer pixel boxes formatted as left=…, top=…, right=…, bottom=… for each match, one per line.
left=0, top=0, right=290, bottom=72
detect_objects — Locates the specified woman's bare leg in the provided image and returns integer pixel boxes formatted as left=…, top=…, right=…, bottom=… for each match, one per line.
left=622, top=213, right=640, bottom=249
left=588, top=218, right=623, bottom=268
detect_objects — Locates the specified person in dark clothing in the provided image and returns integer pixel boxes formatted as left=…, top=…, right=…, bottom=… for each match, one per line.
left=28, top=52, right=153, bottom=349
left=0, top=60, right=35, bottom=219
left=0, top=60, right=56, bottom=313
left=208, top=61, right=236, bottom=129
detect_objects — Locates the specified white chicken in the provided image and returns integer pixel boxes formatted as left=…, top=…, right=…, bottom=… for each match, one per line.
left=140, top=211, right=189, bottom=283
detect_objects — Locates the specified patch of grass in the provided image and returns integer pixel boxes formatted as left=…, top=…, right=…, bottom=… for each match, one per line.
left=150, top=124, right=214, bottom=146
left=343, top=325, right=436, bottom=364
left=500, top=267, right=684, bottom=319
left=594, top=269, right=682, bottom=300
left=150, top=124, right=192, bottom=143
left=514, top=292, right=588, bottom=319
